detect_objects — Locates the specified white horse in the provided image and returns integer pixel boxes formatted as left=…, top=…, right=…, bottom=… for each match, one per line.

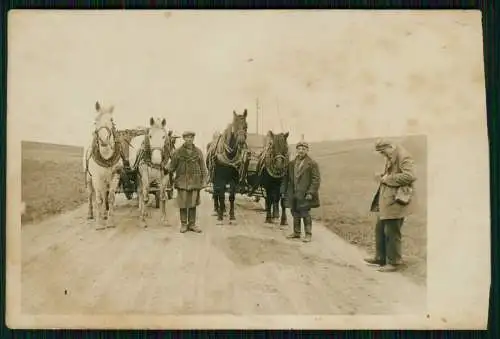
left=131, top=117, right=173, bottom=228
left=83, top=101, right=124, bottom=230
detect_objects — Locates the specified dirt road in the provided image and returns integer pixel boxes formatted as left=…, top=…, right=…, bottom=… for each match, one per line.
left=22, top=191, right=426, bottom=315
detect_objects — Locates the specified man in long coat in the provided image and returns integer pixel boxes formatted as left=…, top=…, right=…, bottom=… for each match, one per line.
left=365, top=139, right=417, bottom=272
left=281, top=140, right=321, bottom=242
left=168, top=131, right=207, bottom=233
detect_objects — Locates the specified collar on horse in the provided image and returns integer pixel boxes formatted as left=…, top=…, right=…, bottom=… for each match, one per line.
left=91, top=126, right=123, bottom=168
left=261, top=143, right=288, bottom=178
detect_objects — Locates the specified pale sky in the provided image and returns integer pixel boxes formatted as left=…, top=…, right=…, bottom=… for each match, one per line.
left=8, top=10, right=484, bottom=149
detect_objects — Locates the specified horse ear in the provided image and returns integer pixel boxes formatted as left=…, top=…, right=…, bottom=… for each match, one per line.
left=149, top=117, right=155, bottom=126
left=233, top=110, right=237, bottom=117
left=109, top=105, right=115, bottom=113
left=267, top=130, right=274, bottom=137
left=243, top=109, right=248, bottom=118
left=168, top=130, right=173, bottom=136
left=162, top=118, right=167, bottom=127
left=95, top=101, right=100, bottom=111
left=284, top=132, right=289, bottom=139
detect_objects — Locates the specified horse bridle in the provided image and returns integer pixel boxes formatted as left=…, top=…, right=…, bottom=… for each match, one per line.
left=95, top=126, right=116, bottom=148
left=144, top=128, right=170, bottom=170
left=232, top=125, right=247, bottom=142
left=265, top=146, right=288, bottom=178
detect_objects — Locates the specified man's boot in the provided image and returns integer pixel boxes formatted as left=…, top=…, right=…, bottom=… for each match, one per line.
left=179, top=208, right=188, bottom=233
left=364, top=217, right=387, bottom=267
left=303, top=215, right=312, bottom=242
left=188, top=207, right=202, bottom=233
left=287, top=217, right=301, bottom=239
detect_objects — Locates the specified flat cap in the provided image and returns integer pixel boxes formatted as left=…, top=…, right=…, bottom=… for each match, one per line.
left=182, top=131, right=196, bottom=137
left=296, top=141, right=309, bottom=149
left=374, top=138, right=393, bottom=151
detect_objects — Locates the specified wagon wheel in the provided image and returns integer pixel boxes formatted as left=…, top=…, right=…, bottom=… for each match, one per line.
left=155, top=191, right=161, bottom=209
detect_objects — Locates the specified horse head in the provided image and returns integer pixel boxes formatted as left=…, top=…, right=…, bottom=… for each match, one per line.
left=145, top=117, right=168, bottom=166
left=93, top=101, right=117, bottom=149
left=231, top=109, right=248, bottom=146
left=266, top=130, right=290, bottom=174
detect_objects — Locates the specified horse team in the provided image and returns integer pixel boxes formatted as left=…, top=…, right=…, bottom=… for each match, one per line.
left=84, top=101, right=291, bottom=230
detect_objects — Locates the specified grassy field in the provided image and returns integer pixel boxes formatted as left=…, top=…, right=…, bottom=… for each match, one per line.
left=21, top=141, right=87, bottom=225
left=307, top=135, right=427, bottom=286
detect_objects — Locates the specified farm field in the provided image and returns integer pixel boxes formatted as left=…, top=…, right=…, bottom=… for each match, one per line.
left=21, top=141, right=86, bottom=225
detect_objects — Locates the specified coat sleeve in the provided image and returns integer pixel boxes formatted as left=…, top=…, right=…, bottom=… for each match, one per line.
left=198, top=148, right=208, bottom=183
left=280, top=164, right=290, bottom=195
left=382, top=155, right=416, bottom=187
left=168, top=149, right=179, bottom=173
left=307, top=160, right=321, bottom=195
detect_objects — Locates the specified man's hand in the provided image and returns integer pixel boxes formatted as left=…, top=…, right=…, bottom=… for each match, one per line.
left=305, top=193, right=313, bottom=200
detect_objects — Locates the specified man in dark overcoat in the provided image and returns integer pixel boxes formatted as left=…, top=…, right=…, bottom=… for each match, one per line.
left=365, top=139, right=417, bottom=272
left=168, top=131, right=207, bottom=233
left=280, top=140, right=321, bottom=242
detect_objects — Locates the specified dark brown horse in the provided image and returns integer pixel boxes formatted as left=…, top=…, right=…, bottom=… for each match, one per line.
left=247, top=131, right=290, bottom=225
left=206, top=110, right=248, bottom=224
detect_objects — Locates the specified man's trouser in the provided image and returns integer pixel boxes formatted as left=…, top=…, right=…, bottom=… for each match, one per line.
left=291, top=198, right=312, bottom=236
left=375, top=217, right=405, bottom=265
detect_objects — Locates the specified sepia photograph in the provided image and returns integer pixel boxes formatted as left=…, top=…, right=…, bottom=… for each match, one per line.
left=7, top=10, right=489, bottom=329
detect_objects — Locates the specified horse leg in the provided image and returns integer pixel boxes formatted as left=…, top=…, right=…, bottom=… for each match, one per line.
left=213, top=168, right=225, bottom=224
left=217, top=188, right=226, bottom=224
left=137, top=181, right=143, bottom=213
left=106, top=172, right=120, bottom=228
left=105, top=190, right=110, bottom=211
left=229, top=182, right=236, bottom=222
left=264, top=187, right=273, bottom=223
left=280, top=194, right=288, bottom=226
left=139, top=172, right=149, bottom=228
left=272, top=188, right=280, bottom=219
left=160, top=174, right=169, bottom=226
left=136, top=170, right=146, bottom=228
left=212, top=192, right=219, bottom=216
left=86, top=175, right=94, bottom=220
left=94, top=186, right=106, bottom=231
